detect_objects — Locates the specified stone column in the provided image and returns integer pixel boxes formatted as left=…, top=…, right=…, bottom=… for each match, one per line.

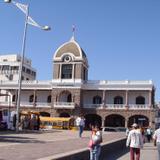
left=102, top=90, right=106, bottom=107
left=72, top=63, right=75, bottom=79
left=125, top=118, right=128, bottom=128
left=125, top=90, right=129, bottom=110
left=59, top=63, right=62, bottom=79
left=125, top=90, right=128, bottom=106
left=101, top=117, right=105, bottom=128
left=33, top=90, right=36, bottom=107
left=51, top=89, right=54, bottom=108
left=149, top=90, right=152, bottom=108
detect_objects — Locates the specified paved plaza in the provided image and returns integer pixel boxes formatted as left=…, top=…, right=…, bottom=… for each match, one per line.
left=105, top=142, right=157, bottom=160
left=0, top=130, right=157, bottom=160
left=0, top=130, right=125, bottom=160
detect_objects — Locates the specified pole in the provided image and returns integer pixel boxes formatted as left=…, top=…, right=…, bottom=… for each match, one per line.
left=16, top=4, right=29, bottom=132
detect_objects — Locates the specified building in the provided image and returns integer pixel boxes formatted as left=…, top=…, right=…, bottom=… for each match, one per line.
left=0, top=54, right=36, bottom=81
left=0, top=36, right=156, bottom=129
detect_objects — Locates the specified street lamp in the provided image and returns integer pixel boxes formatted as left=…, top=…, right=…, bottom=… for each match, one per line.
left=4, top=0, right=51, bottom=132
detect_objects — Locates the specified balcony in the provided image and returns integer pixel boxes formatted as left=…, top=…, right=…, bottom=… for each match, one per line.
left=54, top=102, right=75, bottom=109
left=128, top=104, right=150, bottom=110
left=0, top=101, right=52, bottom=108
left=82, top=104, right=103, bottom=109
left=83, top=104, right=151, bottom=110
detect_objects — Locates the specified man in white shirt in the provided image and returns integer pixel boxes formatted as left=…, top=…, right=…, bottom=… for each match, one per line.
left=75, top=116, right=85, bottom=137
left=153, top=127, right=160, bottom=160
left=126, top=123, right=143, bottom=160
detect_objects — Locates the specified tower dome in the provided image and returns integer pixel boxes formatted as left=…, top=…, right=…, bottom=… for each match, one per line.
left=53, top=37, right=88, bottom=82
left=53, top=37, right=88, bottom=66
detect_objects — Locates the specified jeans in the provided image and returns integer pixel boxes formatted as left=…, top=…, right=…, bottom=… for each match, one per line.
left=157, top=142, right=160, bottom=160
left=90, top=145, right=101, bottom=160
left=130, top=147, right=140, bottom=160
left=79, top=125, right=83, bottom=137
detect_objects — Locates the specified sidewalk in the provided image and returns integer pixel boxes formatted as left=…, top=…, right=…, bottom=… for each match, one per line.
left=0, top=130, right=125, bottom=160
left=117, top=142, right=157, bottom=160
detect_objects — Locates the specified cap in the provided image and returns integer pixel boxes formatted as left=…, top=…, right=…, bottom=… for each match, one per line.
left=132, top=123, right=138, bottom=127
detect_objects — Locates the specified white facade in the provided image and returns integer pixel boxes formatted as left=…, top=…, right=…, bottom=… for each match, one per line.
left=0, top=54, right=36, bottom=81
left=0, top=38, right=156, bottom=129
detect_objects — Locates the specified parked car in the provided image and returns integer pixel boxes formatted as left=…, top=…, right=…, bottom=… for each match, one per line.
left=0, top=121, right=7, bottom=131
left=102, top=127, right=118, bottom=132
left=102, top=127, right=126, bottom=132
left=116, top=127, right=126, bottom=132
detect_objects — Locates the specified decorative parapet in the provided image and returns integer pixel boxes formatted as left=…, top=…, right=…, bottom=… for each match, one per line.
left=83, top=104, right=151, bottom=110
left=82, top=80, right=153, bottom=90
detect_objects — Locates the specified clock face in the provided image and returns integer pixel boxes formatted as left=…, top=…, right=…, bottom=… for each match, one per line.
left=64, top=55, right=71, bottom=62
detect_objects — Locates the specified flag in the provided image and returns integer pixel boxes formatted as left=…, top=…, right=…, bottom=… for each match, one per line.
left=12, top=1, right=42, bottom=29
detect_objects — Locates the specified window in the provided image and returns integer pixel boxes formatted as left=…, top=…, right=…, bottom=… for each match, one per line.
left=2, top=65, right=9, bottom=71
left=29, top=95, right=37, bottom=103
left=26, top=68, right=31, bottom=74
left=61, top=64, right=72, bottom=79
left=9, top=74, right=13, bottom=80
left=47, top=95, right=51, bottom=103
left=114, top=96, right=123, bottom=104
left=11, top=66, right=19, bottom=71
left=136, top=96, right=145, bottom=104
left=22, top=66, right=25, bottom=72
left=93, top=96, right=102, bottom=104
left=12, top=95, right=16, bottom=102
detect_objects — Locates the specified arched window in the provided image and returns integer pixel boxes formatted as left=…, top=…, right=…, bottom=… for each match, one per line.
left=12, top=95, right=16, bottom=102
left=93, top=96, right=102, bottom=104
left=29, top=95, right=37, bottom=103
left=114, top=96, right=123, bottom=104
left=136, top=96, right=145, bottom=104
left=47, top=95, right=51, bottom=103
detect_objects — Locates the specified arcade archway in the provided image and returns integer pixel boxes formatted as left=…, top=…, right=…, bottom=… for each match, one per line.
left=59, top=112, right=70, bottom=117
left=39, top=112, right=50, bottom=117
left=84, top=114, right=102, bottom=130
left=105, top=114, right=125, bottom=127
left=128, top=115, right=149, bottom=127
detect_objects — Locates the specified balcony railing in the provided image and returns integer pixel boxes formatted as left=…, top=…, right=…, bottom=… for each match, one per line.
left=129, top=104, right=150, bottom=110
left=0, top=101, right=52, bottom=108
left=54, top=102, right=75, bottom=109
left=105, top=104, right=126, bottom=109
left=83, top=104, right=103, bottom=108
left=83, top=104, right=151, bottom=110
left=0, top=101, right=151, bottom=110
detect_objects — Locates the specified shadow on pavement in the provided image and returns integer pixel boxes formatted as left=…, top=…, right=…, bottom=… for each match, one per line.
left=0, top=135, right=45, bottom=144
left=0, top=129, right=62, bottom=134
left=102, top=147, right=130, bottom=160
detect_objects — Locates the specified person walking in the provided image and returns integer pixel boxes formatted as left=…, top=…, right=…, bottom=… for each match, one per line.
left=75, top=115, right=85, bottom=138
left=88, top=125, right=102, bottom=160
left=126, top=123, right=143, bottom=160
left=153, top=126, right=160, bottom=160
left=146, top=126, right=153, bottom=142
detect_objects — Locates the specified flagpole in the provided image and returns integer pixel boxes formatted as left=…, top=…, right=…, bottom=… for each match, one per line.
left=4, top=0, right=51, bottom=132
left=16, top=4, right=29, bottom=132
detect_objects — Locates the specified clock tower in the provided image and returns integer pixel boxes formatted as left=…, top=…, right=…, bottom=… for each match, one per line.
left=53, top=36, right=88, bottom=83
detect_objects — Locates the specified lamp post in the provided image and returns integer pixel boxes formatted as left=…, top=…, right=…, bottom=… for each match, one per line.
left=4, top=0, right=51, bottom=132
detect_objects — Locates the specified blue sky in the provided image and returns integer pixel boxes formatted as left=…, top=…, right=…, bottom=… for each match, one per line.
left=0, top=0, right=160, bottom=101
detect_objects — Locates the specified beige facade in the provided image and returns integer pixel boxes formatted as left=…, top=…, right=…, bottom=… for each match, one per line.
left=0, top=37, right=156, bottom=129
